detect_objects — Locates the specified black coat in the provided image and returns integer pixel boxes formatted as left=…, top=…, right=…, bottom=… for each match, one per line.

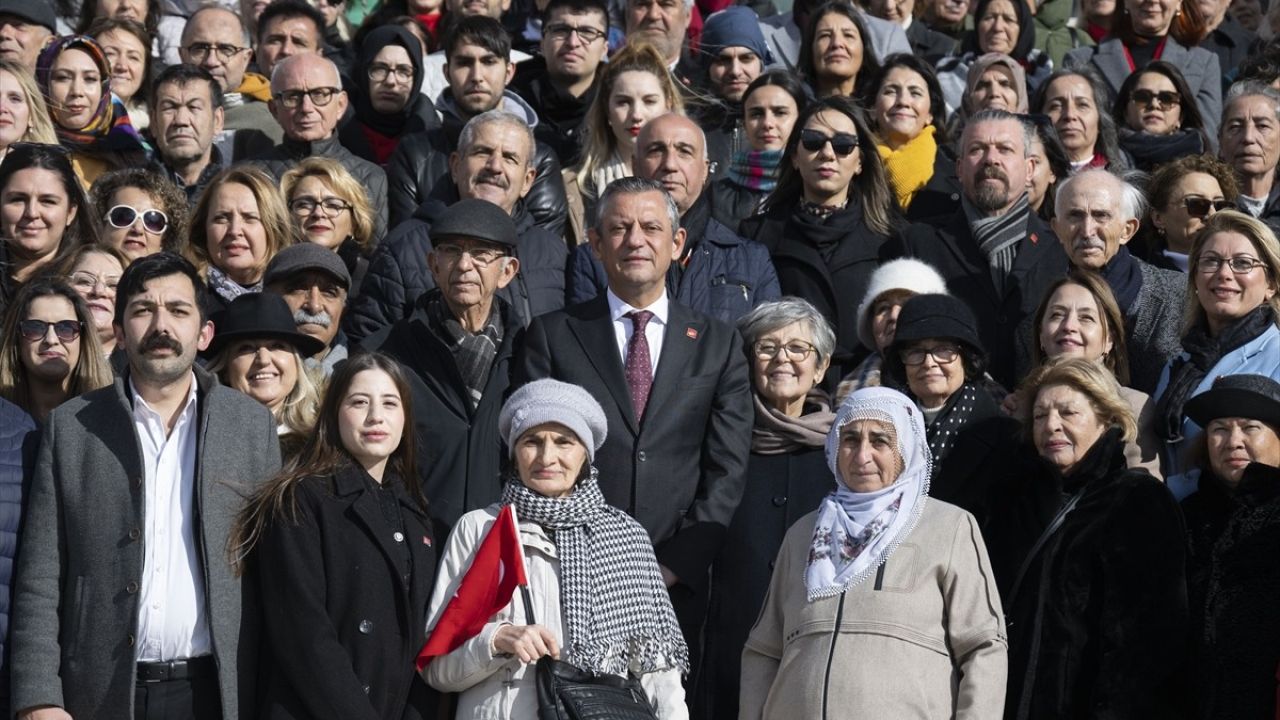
left=361, top=291, right=520, bottom=529
left=255, top=465, right=438, bottom=720
left=906, top=19, right=957, bottom=62
left=983, top=429, right=1189, bottom=720
left=1181, top=462, right=1280, bottom=720
left=510, top=58, right=596, bottom=168
left=922, top=385, right=1020, bottom=524
left=710, top=177, right=765, bottom=231
left=0, top=397, right=35, bottom=710
left=252, top=134, right=389, bottom=241
left=696, top=442, right=830, bottom=720
left=902, top=145, right=962, bottom=222
left=891, top=211, right=1068, bottom=389
left=740, top=202, right=893, bottom=362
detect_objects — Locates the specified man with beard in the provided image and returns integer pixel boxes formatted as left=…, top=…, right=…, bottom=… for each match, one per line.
left=1039, top=169, right=1186, bottom=392
left=889, top=109, right=1067, bottom=388
left=263, top=243, right=352, bottom=378
left=11, top=252, right=280, bottom=720
left=347, top=110, right=567, bottom=343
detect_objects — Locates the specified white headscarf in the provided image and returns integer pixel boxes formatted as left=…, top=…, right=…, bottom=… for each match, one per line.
left=805, top=387, right=932, bottom=600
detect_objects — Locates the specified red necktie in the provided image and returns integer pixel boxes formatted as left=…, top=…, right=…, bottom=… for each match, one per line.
left=625, top=310, right=654, bottom=420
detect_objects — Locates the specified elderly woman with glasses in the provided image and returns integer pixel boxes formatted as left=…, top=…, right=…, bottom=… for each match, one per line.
left=90, top=168, right=188, bottom=263
left=740, top=386, right=1007, bottom=718
left=1155, top=210, right=1280, bottom=497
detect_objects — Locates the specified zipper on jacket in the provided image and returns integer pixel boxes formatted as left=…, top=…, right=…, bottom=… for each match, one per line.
left=820, top=591, right=846, bottom=720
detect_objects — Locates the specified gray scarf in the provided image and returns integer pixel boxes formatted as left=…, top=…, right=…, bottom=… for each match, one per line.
left=425, top=294, right=503, bottom=408
left=206, top=265, right=261, bottom=303
left=964, top=192, right=1031, bottom=293
left=501, top=473, right=690, bottom=678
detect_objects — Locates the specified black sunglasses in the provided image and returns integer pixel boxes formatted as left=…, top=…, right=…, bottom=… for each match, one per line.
left=799, top=129, right=859, bottom=156
left=1130, top=89, right=1181, bottom=108
left=19, top=319, right=83, bottom=343
left=107, top=205, right=169, bottom=234
left=1182, top=197, right=1233, bottom=218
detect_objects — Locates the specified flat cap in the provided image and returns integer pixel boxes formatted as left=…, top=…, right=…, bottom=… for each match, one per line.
left=263, top=243, right=352, bottom=289
left=430, top=198, right=517, bottom=248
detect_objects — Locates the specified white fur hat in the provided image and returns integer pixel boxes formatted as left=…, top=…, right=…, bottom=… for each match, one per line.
left=855, top=258, right=949, bottom=351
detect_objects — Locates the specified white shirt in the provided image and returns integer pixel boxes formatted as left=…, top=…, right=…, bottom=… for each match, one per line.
left=132, top=374, right=212, bottom=662
left=607, top=288, right=668, bottom=376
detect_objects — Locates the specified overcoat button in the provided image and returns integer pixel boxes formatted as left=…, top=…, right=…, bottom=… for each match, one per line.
left=772, top=495, right=787, bottom=507
left=393, top=531, right=405, bottom=543
left=126, top=581, right=139, bottom=594
left=359, top=619, right=374, bottom=634
left=128, top=528, right=140, bottom=541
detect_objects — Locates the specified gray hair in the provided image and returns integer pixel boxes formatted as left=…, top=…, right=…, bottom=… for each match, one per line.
left=963, top=108, right=1034, bottom=157
left=270, top=53, right=342, bottom=92
left=1223, top=80, right=1280, bottom=129
left=1055, top=168, right=1146, bottom=222
left=737, top=297, right=837, bottom=366
left=183, top=5, right=252, bottom=48
left=593, top=176, right=681, bottom=235
left=458, top=109, right=537, bottom=168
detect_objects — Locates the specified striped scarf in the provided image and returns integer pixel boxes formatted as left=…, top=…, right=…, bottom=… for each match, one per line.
left=727, top=149, right=782, bottom=193
left=36, top=36, right=145, bottom=153
left=964, top=192, right=1030, bottom=292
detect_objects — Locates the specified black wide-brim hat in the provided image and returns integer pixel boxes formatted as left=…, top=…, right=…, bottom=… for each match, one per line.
left=1185, top=374, right=1280, bottom=430
left=207, top=293, right=327, bottom=358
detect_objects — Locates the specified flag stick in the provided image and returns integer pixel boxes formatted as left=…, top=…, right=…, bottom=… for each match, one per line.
left=509, top=504, right=537, bottom=626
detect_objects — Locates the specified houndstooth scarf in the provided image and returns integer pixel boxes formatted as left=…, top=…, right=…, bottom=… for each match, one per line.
left=500, top=472, right=690, bottom=678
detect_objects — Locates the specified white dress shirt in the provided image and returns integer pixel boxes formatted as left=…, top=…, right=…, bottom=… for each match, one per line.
left=131, top=374, right=212, bottom=662
left=606, top=288, right=669, bottom=376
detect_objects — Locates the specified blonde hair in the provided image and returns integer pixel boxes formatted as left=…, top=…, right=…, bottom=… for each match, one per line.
left=207, top=346, right=321, bottom=437
left=0, top=60, right=57, bottom=147
left=188, top=166, right=297, bottom=282
left=574, top=41, right=685, bottom=197
left=280, top=157, right=376, bottom=256
left=1017, top=356, right=1137, bottom=443
left=1183, top=210, right=1280, bottom=333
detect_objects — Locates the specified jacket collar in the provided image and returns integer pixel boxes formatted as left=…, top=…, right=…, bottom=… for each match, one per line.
left=280, top=133, right=344, bottom=159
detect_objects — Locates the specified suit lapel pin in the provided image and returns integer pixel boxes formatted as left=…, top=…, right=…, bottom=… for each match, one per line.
left=1029, top=232, right=1039, bottom=244
left=423, top=535, right=432, bottom=546
left=686, top=327, right=698, bottom=339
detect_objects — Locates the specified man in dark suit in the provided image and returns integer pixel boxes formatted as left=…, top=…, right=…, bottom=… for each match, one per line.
left=891, top=109, right=1068, bottom=389
left=515, top=176, right=753, bottom=641
left=10, top=253, right=282, bottom=720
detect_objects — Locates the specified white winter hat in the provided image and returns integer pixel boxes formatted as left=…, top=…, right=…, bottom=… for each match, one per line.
left=855, top=258, right=949, bottom=351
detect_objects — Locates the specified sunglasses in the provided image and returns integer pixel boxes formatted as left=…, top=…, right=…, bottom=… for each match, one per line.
left=799, top=129, right=859, bottom=156
left=107, top=205, right=169, bottom=234
left=1182, top=197, right=1232, bottom=218
left=1130, top=89, right=1181, bottom=108
left=19, top=319, right=83, bottom=343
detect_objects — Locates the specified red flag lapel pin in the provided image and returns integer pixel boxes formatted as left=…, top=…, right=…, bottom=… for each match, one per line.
left=686, top=327, right=698, bottom=340
left=1029, top=232, right=1039, bottom=244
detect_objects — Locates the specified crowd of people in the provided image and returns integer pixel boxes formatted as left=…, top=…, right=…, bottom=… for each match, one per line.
left=0, top=0, right=1279, bottom=716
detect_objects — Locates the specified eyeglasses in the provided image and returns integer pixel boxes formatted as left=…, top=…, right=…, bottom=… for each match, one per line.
left=433, top=243, right=507, bottom=266
left=1195, top=255, right=1270, bottom=275
left=274, top=87, right=341, bottom=108
left=289, top=197, right=353, bottom=217
left=753, top=340, right=817, bottom=361
left=368, top=63, right=415, bottom=83
left=799, top=129, right=859, bottom=156
left=183, top=43, right=248, bottom=62
left=544, top=23, right=607, bottom=43
left=1130, top=89, right=1181, bottom=108
left=1181, top=197, right=1233, bottom=218
left=68, top=271, right=120, bottom=294
left=18, top=319, right=83, bottom=343
left=106, top=205, right=169, bottom=234
left=900, top=344, right=961, bottom=366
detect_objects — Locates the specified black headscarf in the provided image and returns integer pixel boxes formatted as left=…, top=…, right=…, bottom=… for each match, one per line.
left=354, top=26, right=426, bottom=137
left=962, top=0, right=1036, bottom=63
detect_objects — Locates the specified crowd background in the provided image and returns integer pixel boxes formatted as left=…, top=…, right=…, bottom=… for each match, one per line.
left=0, top=0, right=1279, bottom=716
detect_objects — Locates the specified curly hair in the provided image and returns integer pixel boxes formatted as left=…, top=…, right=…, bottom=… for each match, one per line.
left=90, top=168, right=189, bottom=254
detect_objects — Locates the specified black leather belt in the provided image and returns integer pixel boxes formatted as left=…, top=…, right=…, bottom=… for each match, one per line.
left=136, top=655, right=217, bottom=683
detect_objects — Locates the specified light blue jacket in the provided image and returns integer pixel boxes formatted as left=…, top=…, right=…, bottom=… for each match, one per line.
left=1154, top=322, right=1280, bottom=499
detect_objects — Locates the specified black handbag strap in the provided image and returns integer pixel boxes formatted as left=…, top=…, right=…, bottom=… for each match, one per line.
left=1008, top=487, right=1086, bottom=608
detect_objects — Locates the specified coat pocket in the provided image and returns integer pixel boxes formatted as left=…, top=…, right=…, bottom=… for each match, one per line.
left=65, top=575, right=89, bottom=660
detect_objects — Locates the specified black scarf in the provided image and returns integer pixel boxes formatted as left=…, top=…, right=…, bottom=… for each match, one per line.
left=425, top=293, right=503, bottom=408
left=791, top=197, right=864, bottom=264
left=1118, top=128, right=1205, bottom=172
left=352, top=26, right=425, bottom=137
left=1100, top=246, right=1144, bottom=311
left=1156, top=305, right=1276, bottom=441
left=500, top=474, right=690, bottom=677
left=924, top=383, right=980, bottom=471
left=669, top=193, right=713, bottom=289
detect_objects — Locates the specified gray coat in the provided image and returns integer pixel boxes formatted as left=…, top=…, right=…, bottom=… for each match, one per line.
left=1128, top=259, right=1186, bottom=395
left=761, top=9, right=911, bottom=72
left=10, top=367, right=281, bottom=720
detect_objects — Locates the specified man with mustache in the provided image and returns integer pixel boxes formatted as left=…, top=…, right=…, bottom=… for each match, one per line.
left=150, top=64, right=227, bottom=206
left=11, top=252, right=280, bottom=720
left=385, top=16, right=567, bottom=233
left=1045, top=169, right=1186, bottom=393
left=263, top=243, right=351, bottom=378
left=1221, top=82, right=1280, bottom=233
left=361, top=199, right=524, bottom=530
left=347, top=109, right=567, bottom=343
left=890, top=108, right=1067, bottom=389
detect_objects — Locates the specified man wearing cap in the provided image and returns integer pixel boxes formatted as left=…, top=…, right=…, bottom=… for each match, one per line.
left=696, top=6, right=770, bottom=179
left=0, top=0, right=54, bottom=72
left=516, top=176, right=753, bottom=652
left=263, top=243, right=352, bottom=378
left=362, top=199, right=524, bottom=530
left=346, top=110, right=567, bottom=344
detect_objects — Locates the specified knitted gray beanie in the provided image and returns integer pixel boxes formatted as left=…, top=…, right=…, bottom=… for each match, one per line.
left=499, top=379, right=609, bottom=461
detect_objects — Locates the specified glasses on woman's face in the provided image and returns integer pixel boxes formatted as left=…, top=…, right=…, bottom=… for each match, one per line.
left=68, top=271, right=120, bottom=295
left=274, top=87, right=340, bottom=108
left=368, top=63, right=414, bottom=84
left=1181, top=197, right=1232, bottom=218
left=289, top=196, right=354, bottom=217
left=1195, top=254, right=1269, bottom=275
left=106, top=204, right=168, bottom=234
left=900, top=343, right=961, bottom=366
left=753, top=340, right=817, bottom=361
left=799, top=129, right=859, bottom=156
left=18, top=319, right=82, bottom=343
left=1129, top=89, right=1181, bottom=109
